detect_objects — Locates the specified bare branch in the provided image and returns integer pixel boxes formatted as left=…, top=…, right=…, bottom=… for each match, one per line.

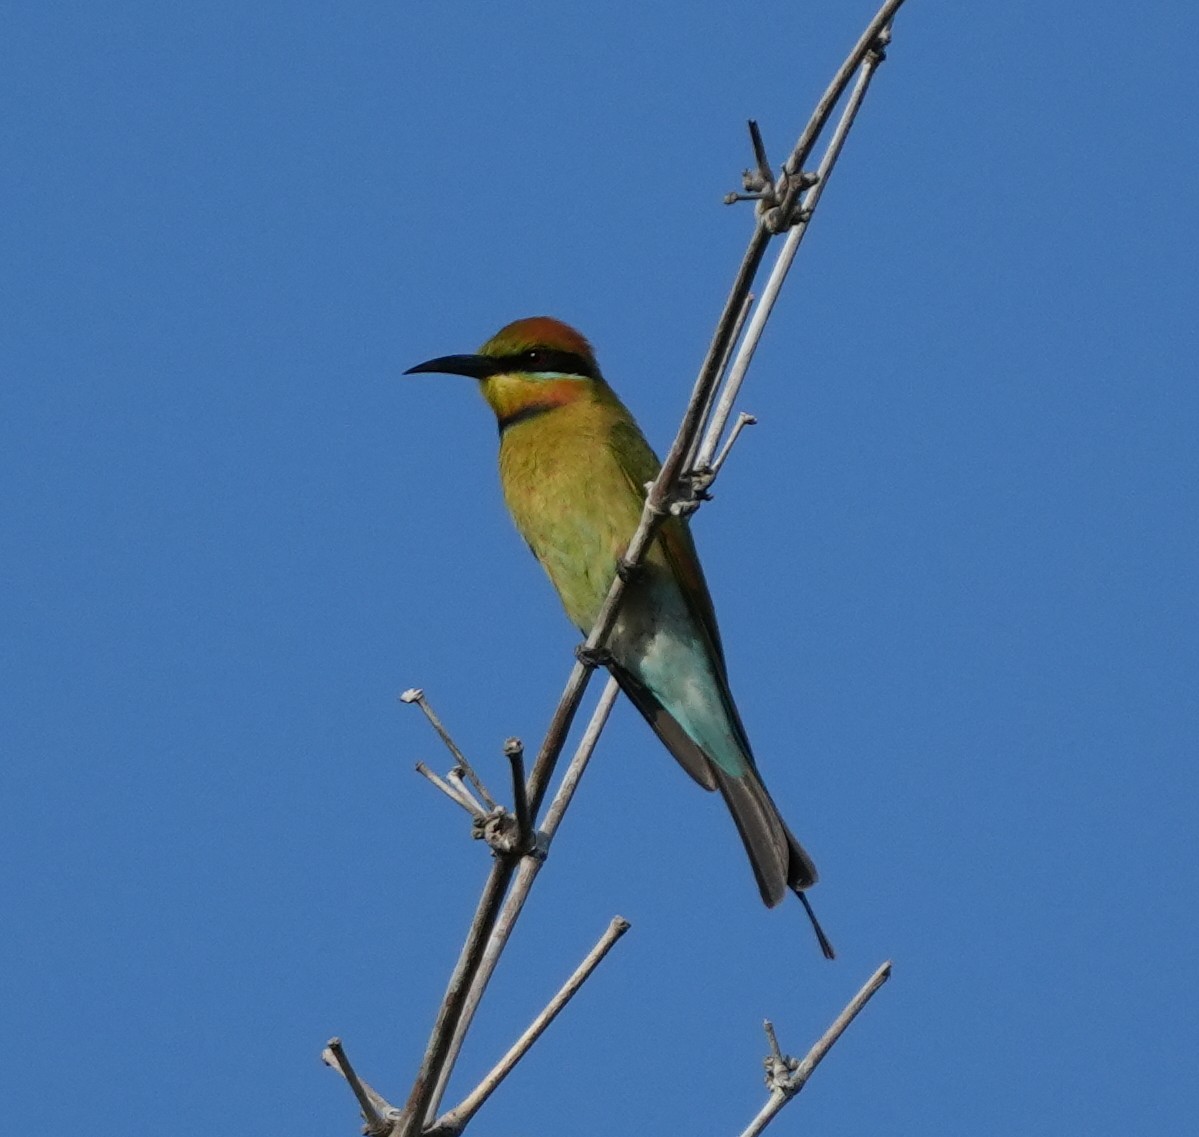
left=395, top=860, right=516, bottom=1136
left=709, top=412, right=758, bottom=479
left=421, top=678, right=622, bottom=1121
left=540, top=675, right=620, bottom=839
left=430, top=916, right=632, bottom=1136
left=737, top=961, right=894, bottom=1137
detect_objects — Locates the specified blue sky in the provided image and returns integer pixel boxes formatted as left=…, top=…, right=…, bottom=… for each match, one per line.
left=2, top=2, right=1196, bottom=1135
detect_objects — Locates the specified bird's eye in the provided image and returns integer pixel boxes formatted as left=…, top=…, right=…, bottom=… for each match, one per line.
left=525, top=349, right=546, bottom=367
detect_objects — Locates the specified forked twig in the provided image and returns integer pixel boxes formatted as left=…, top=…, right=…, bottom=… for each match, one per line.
left=429, top=917, right=632, bottom=1136
left=738, top=961, right=893, bottom=1137
left=709, top=412, right=758, bottom=478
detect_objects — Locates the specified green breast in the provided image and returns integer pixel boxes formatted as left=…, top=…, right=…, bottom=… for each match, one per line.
left=498, top=400, right=646, bottom=632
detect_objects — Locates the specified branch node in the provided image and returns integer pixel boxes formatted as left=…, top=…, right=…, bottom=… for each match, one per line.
left=641, top=482, right=669, bottom=516
left=762, top=1021, right=801, bottom=1095
left=472, top=805, right=547, bottom=860
left=686, top=465, right=716, bottom=497
left=664, top=467, right=714, bottom=519
left=868, top=26, right=892, bottom=61
left=473, top=807, right=517, bottom=854
left=728, top=120, right=780, bottom=210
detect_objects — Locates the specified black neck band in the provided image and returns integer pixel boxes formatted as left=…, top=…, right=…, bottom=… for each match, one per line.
left=497, top=402, right=558, bottom=433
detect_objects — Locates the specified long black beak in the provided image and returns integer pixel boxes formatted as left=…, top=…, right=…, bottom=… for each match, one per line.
left=404, top=353, right=501, bottom=379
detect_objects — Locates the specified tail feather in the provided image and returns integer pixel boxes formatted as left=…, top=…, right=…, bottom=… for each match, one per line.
left=611, top=664, right=835, bottom=960
left=712, top=766, right=835, bottom=960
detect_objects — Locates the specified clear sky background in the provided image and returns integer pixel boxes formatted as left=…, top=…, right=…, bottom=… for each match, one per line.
left=2, top=3, right=1195, bottom=1135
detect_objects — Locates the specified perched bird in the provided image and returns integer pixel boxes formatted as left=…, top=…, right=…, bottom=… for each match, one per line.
left=407, top=316, right=833, bottom=958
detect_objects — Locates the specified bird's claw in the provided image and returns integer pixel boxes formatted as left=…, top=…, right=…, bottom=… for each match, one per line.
left=615, top=559, right=643, bottom=584
left=575, top=643, right=615, bottom=670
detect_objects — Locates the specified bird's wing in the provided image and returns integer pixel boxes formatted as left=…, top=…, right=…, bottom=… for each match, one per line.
left=606, top=419, right=727, bottom=670
left=605, top=416, right=758, bottom=777
left=606, top=419, right=827, bottom=934
left=609, top=668, right=718, bottom=790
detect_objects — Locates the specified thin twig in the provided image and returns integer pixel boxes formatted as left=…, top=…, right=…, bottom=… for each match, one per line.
left=415, top=762, right=487, bottom=818
left=504, top=737, right=533, bottom=854
left=430, top=917, right=632, bottom=1136
left=737, top=961, right=893, bottom=1137
left=710, top=412, right=758, bottom=478
left=762, top=1020, right=790, bottom=1071
left=686, top=289, right=755, bottom=477
left=445, top=769, right=488, bottom=817
left=323, top=1037, right=396, bottom=1136
left=540, top=675, right=620, bottom=838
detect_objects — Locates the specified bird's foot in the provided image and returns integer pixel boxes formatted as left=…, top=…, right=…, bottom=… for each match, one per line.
left=615, top=558, right=643, bottom=584
left=575, top=643, right=615, bottom=670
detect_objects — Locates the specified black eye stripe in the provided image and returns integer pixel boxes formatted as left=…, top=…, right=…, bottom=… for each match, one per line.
left=494, top=348, right=599, bottom=380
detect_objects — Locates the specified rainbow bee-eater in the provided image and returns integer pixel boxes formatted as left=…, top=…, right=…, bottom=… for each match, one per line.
left=407, top=316, right=833, bottom=958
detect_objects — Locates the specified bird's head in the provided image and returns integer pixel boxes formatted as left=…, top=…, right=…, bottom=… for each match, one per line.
left=405, top=316, right=606, bottom=430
